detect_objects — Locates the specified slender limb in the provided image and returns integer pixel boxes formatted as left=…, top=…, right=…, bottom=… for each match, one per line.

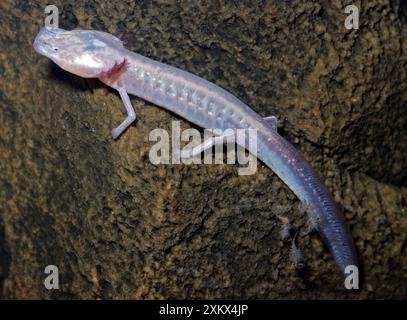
left=179, top=132, right=236, bottom=158
left=264, top=116, right=278, bottom=131
left=112, top=88, right=136, bottom=139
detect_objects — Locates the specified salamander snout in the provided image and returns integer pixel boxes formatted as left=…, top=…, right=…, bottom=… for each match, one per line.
left=34, top=27, right=126, bottom=79
left=33, top=27, right=69, bottom=63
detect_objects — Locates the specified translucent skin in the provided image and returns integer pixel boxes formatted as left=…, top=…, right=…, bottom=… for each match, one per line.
left=34, top=27, right=357, bottom=274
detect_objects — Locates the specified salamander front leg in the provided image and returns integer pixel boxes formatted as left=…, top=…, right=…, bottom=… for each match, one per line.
left=180, top=132, right=236, bottom=158
left=112, top=88, right=136, bottom=139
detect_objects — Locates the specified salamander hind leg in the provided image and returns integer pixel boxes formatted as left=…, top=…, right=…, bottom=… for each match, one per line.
left=179, top=131, right=236, bottom=158
left=112, top=88, right=136, bottom=139
left=264, top=116, right=278, bottom=131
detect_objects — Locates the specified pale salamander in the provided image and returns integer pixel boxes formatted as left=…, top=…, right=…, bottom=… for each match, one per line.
left=33, top=27, right=357, bottom=276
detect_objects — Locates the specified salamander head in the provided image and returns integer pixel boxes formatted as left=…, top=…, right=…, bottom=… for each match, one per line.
left=33, top=27, right=125, bottom=78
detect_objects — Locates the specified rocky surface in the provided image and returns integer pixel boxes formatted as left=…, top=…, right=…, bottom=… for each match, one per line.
left=0, top=0, right=406, bottom=299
